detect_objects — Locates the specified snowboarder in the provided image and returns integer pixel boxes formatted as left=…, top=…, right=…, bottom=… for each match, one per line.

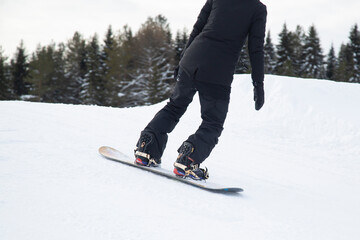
left=134, top=0, right=267, bottom=180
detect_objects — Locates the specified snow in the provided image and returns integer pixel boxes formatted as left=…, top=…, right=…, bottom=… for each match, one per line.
left=1, top=74, right=360, bottom=239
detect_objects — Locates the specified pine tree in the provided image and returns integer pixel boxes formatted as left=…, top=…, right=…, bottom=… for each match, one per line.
left=174, top=29, right=189, bottom=64
left=0, top=47, right=14, bottom=99
left=103, top=25, right=137, bottom=107
left=349, top=24, right=360, bottom=82
left=155, top=15, right=173, bottom=45
left=290, top=25, right=306, bottom=76
left=0, top=48, right=7, bottom=98
left=264, top=31, right=276, bottom=74
left=84, top=34, right=105, bottom=105
left=11, top=41, right=30, bottom=97
left=65, top=32, right=87, bottom=104
left=101, top=25, right=120, bottom=106
left=300, top=25, right=324, bottom=78
left=131, top=16, right=175, bottom=105
left=326, top=44, right=337, bottom=80
left=275, top=24, right=295, bottom=76
left=335, top=43, right=353, bottom=82
left=103, top=25, right=115, bottom=56
left=101, top=26, right=114, bottom=82
left=27, top=44, right=54, bottom=101
left=51, top=43, right=67, bottom=103
left=101, top=25, right=115, bottom=104
left=26, top=43, right=67, bottom=103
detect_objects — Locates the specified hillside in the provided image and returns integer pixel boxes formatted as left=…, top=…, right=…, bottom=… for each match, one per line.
left=1, top=75, right=359, bottom=240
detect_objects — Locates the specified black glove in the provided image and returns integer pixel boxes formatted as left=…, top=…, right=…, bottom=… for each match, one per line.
left=253, top=81, right=264, bottom=111
left=174, top=65, right=180, bottom=81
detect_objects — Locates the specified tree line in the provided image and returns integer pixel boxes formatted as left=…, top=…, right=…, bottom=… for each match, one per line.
left=258, top=23, right=360, bottom=82
left=0, top=16, right=359, bottom=107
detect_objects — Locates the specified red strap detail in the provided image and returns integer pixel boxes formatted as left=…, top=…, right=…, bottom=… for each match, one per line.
left=136, top=158, right=146, bottom=166
left=173, top=168, right=185, bottom=176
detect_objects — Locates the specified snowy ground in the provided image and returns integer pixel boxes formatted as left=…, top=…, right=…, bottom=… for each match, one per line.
left=1, top=75, right=360, bottom=240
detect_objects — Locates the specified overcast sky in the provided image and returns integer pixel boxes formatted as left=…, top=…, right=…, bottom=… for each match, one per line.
left=1, top=0, right=359, bottom=57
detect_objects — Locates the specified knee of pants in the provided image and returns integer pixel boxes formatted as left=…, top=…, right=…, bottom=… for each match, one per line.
left=170, top=87, right=196, bottom=106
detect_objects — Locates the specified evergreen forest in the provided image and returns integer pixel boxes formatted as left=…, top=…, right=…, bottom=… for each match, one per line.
left=1, top=15, right=359, bottom=107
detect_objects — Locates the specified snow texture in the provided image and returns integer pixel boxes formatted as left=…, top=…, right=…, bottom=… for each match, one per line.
left=1, top=75, right=360, bottom=240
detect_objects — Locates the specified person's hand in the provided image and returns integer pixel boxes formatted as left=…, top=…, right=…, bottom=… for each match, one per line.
left=253, top=81, right=264, bottom=111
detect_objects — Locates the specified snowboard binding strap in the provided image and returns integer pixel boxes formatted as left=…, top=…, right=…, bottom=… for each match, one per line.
left=135, top=150, right=159, bottom=167
left=174, top=162, right=209, bottom=180
left=135, top=150, right=150, bottom=160
left=184, top=167, right=209, bottom=180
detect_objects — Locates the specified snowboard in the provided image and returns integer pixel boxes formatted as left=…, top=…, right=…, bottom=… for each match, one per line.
left=99, top=146, right=243, bottom=194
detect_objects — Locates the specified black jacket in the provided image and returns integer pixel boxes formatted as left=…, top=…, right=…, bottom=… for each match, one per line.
left=179, top=0, right=267, bottom=86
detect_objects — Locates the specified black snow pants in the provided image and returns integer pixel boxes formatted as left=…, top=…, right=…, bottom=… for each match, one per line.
left=142, top=68, right=230, bottom=164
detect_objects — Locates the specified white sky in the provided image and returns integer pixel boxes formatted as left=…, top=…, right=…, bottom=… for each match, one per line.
left=1, top=0, right=360, bottom=58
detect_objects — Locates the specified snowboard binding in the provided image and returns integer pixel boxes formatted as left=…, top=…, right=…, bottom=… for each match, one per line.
left=173, top=142, right=209, bottom=180
left=134, top=131, right=161, bottom=167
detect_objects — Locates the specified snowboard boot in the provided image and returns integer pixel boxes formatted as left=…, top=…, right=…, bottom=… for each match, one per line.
left=173, top=142, right=209, bottom=180
left=134, top=131, right=161, bottom=167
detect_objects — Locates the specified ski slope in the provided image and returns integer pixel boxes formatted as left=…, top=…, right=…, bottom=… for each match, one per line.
left=1, top=75, right=360, bottom=240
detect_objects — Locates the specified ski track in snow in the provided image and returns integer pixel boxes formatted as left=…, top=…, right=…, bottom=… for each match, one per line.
left=1, top=75, right=360, bottom=240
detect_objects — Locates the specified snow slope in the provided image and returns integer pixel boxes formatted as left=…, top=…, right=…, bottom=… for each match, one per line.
left=1, top=75, right=360, bottom=240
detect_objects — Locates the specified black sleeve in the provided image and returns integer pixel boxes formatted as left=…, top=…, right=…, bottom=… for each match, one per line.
left=180, top=0, right=212, bottom=58
left=248, top=5, right=267, bottom=84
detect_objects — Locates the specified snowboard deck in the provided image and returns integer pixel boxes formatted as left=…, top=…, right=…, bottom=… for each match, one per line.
left=99, top=146, right=243, bottom=194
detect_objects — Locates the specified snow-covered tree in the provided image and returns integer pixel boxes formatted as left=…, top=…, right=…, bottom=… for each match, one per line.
left=264, top=31, right=276, bottom=74
left=83, top=34, right=105, bottom=105
left=101, top=25, right=122, bottom=106
left=326, top=44, right=337, bottom=80
left=65, top=32, right=87, bottom=104
left=102, top=25, right=138, bottom=107
left=130, top=15, right=175, bottom=105
left=101, top=25, right=114, bottom=99
left=275, top=24, right=296, bottom=76
left=300, top=25, right=324, bottom=78
left=290, top=25, right=306, bottom=76
left=51, top=43, right=68, bottom=103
